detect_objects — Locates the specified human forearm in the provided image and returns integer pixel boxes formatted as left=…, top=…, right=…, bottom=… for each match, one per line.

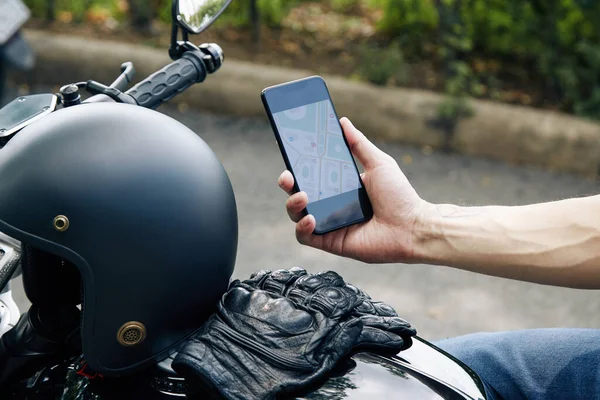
left=413, top=196, right=600, bottom=289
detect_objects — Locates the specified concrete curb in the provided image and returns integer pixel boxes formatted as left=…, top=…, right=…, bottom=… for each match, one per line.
left=12, top=29, right=600, bottom=177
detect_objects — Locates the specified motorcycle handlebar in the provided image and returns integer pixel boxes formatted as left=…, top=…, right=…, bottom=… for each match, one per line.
left=125, top=50, right=208, bottom=110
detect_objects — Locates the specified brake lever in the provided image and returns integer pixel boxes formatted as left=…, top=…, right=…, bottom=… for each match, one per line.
left=109, top=62, right=136, bottom=91
left=85, top=81, right=137, bottom=105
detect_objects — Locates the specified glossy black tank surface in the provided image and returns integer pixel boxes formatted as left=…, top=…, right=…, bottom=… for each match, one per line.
left=4, top=337, right=487, bottom=399
left=294, top=337, right=487, bottom=400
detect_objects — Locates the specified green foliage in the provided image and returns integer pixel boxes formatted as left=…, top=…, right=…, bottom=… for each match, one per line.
left=158, top=0, right=172, bottom=23
left=330, top=0, right=361, bottom=12
left=256, top=0, right=288, bottom=27
left=222, top=0, right=310, bottom=28
left=370, top=0, right=437, bottom=53
left=23, top=0, right=147, bottom=22
left=23, top=0, right=600, bottom=121
left=25, top=0, right=88, bottom=20
left=209, top=0, right=248, bottom=27
left=356, top=41, right=408, bottom=86
left=371, top=0, right=600, bottom=120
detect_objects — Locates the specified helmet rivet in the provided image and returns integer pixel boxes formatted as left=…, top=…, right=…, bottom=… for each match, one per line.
left=53, top=215, right=70, bottom=232
left=117, top=321, right=146, bottom=346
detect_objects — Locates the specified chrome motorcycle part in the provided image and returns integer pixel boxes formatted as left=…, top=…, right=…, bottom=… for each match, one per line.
left=169, top=0, right=231, bottom=60
left=0, top=281, right=19, bottom=338
left=198, top=43, right=223, bottom=73
left=0, top=232, right=21, bottom=304
left=0, top=94, right=58, bottom=146
left=59, top=84, right=82, bottom=107
left=174, top=0, right=232, bottom=35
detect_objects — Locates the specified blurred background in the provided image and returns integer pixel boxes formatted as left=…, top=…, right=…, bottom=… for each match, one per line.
left=5, top=0, right=600, bottom=341
left=21, top=0, right=600, bottom=121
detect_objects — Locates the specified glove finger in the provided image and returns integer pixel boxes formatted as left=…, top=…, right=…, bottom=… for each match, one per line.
left=360, top=315, right=417, bottom=337
left=294, top=271, right=345, bottom=293
left=315, top=271, right=345, bottom=287
left=353, top=300, right=377, bottom=316
left=303, top=287, right=361, bottom=319
left=242, top=269, right=272, bottom=288
left=346, top=283, right=371, bottom=300
left=289, top=266, right=308, bottom=275
left=355, top=326, right=405, bottom=354
left=345, top=284, right=398, bottom=317
left=371, top=302, right=398, bottom=317
left=227, top=279, right=242, bottom=291
left=288, top=270, right=345, bottom=304
left=352, top=297, right=399, bottom=319
left=262, top=267, right=307, bottom=295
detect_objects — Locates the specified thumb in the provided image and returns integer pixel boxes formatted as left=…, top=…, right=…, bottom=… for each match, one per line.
left=340, top=117, right=387, bottom=170
left=355, top=326, right=405, bottom=353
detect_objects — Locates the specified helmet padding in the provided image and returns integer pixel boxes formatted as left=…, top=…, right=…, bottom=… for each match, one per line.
left=21, top=244, right=81, bottom=306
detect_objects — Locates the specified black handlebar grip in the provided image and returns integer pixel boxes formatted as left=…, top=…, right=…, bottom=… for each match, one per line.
left=126, top=51, right=207, bottom=109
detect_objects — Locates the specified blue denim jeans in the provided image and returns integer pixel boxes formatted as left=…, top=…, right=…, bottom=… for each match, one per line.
left=434, top=329, right=600, bottom=400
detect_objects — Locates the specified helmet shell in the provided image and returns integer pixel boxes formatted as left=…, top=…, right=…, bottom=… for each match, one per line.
left=0, top=102, right=238, bottom=376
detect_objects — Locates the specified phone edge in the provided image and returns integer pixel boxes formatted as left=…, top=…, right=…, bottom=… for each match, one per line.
left=260, top=88, right=308, bottom=219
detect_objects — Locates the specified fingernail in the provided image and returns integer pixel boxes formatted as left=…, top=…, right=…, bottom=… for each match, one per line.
left=293, top=196, right=302, bottom=206
left=304, top=215, right=314, bottom=227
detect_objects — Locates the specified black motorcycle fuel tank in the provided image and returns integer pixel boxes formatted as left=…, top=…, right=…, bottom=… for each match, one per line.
left=7, top=337, right=487, bottom=399
left=293, top=337, right=487, bottom=400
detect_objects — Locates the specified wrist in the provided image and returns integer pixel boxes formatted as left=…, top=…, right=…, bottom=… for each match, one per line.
left=410, top=202, right=485, bottom=266
left=407, top=201, right=445, bottom=265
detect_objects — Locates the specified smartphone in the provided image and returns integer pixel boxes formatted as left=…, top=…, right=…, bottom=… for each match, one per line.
left=261, top=76, right=373, bottom=235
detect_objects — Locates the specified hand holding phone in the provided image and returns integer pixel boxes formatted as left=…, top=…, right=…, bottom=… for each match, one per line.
left=262, top=76, right=373, bottom=235
left=273, top=106, right=428, bottom=264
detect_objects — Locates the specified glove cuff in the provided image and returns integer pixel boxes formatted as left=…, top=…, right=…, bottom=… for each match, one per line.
left=172, top=320, right=258, bottom=400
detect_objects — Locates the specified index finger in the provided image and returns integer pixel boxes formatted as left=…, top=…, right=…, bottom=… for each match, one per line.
left=277, top=170, right=295, bottom=196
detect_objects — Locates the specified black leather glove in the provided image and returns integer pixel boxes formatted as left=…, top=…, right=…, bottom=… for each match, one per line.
left=172, top=280, right=366, bottom=400
left=245, top=267, right=416, bottom=351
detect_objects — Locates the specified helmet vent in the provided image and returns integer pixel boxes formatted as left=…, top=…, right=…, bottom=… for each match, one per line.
left=117, top=321, right=146, bottom=346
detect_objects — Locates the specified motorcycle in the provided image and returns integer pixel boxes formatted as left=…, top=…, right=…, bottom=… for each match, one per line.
left=0, top=0, right=36, bottom=106
left=0, top=0, right=488, bottom=398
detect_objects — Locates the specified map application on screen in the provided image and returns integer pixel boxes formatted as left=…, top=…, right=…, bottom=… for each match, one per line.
left=273, top=99, right=361, bottom=204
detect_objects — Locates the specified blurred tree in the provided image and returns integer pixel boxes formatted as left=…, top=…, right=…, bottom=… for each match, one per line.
left=127, top=0, right=162, bottom=34
left=370, top=0, right=600, bottom=119
left=19, top=0, right=600, bottom=120
left=250, top=0, right=260, bottom=43
left=47, top=0, right=55, bottom=21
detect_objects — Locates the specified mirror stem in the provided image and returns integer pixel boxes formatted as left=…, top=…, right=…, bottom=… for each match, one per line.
left=169, top=24, right=180, bottom=61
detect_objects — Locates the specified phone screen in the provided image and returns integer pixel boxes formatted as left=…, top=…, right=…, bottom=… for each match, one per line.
left=263, top=76, right=373, bottom=234
left=272, top=99, right=361, bottom=203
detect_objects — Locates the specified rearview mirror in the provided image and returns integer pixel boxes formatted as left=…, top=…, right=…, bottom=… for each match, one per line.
left=174, top=0, right=232, bottom=35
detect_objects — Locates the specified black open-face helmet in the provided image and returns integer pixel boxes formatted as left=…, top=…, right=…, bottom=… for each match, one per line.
left=0, top=102, right=238, bottom=376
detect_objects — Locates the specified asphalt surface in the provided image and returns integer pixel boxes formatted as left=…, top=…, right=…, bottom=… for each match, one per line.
left=4, top=89, right=600, bottom=341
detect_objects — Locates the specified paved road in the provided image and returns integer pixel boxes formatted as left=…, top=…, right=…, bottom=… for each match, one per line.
left=5, top=93, right=600, bottom=341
